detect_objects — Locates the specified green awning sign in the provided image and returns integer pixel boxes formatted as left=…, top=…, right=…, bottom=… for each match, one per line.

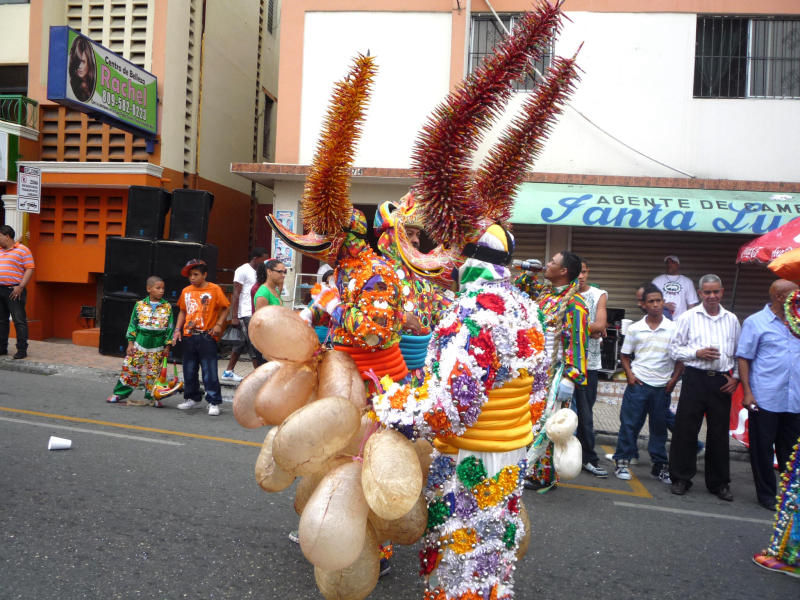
left=511, top=183, right=799, bottom=235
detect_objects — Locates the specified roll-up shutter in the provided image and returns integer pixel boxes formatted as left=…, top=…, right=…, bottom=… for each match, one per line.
left=571, top=227, right=776, bottom=323
left=510, top=224, right=548, bottom=265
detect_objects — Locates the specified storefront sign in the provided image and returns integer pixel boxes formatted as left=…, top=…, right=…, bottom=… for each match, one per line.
left=512, top=183, right=799, bottom=235
left=17, top=164, right=41, bottom=214
left=46, top=27, right=157, bottom=137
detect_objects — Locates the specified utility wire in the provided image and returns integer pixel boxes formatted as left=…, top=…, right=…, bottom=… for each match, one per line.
left=483, top=0, right=696, bottom=179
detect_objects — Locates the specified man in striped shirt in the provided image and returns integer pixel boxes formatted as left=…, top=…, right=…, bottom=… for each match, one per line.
left=0, top=225, right=35, bottom=359
left=668, top=274, right=741, bottom=501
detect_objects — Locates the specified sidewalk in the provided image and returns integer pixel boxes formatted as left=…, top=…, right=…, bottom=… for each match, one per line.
left=1, top=337, right=747, bottom=460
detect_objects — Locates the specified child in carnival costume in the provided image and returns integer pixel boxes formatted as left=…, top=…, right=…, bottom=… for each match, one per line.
left=370, top=3, right=581, bottom=597
left=374, top=196, right=453, bottom=383
left=107, top=275, right=174, bottom=406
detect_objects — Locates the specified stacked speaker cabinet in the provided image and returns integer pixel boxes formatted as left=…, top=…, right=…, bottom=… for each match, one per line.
left=154, top=241, right=218, bottom=302
left=99, top=295, right=139, bottom=356
left=103, top=237, right=155, bottom=298
left=169, top=189, right=214, bottom=244
left=125, top=186, right=171, bottom=239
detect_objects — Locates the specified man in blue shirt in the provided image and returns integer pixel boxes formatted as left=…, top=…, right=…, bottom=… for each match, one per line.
left=736, top=279, right=800, bottom=510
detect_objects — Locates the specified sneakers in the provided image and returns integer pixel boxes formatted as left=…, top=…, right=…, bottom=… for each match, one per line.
left=208, top=404, right=221, bottom=416
left=152, top=400, right=164, bottom=408
left=651, top=464, right=672, bottom=484
left=615, top=460, right=632, bottom=480
left=177, top=399, right=203, bottom=410
left=106, top=394, right=125, bottom=404
left=288, top=530, right=300, bottom=544
left=583, top=462, right=608, bottom=478
left=221, top=370, right=243, bottom=384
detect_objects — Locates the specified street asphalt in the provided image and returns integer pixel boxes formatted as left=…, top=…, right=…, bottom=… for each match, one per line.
left=1, top=369, right=794, bottom=599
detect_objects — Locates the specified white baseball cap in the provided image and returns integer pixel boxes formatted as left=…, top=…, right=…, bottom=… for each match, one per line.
left=664, top=255, right=680, bottom=264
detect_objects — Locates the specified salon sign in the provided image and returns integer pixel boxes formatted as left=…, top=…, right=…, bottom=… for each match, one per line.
left=47, top=27, right=158, bottom=137
left=511, top=183, right=799, bottom=235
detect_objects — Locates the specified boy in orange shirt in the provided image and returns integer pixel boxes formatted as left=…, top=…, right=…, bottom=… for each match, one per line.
left=172, top=259, right=230, bottom=416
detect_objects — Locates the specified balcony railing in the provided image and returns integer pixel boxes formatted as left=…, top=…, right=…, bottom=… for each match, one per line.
left=0, top=94, right=38, bottom=130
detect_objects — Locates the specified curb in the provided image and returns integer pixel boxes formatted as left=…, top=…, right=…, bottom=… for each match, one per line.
left=0, top=359, right=118, bottom=379
left=0, top=359, right=58, bottom=376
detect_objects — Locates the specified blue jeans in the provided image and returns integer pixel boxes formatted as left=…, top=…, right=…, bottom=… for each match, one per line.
left=572, top=370, right=600, bottom=465
left=182, top=333, right=222, bottom=405
left=613, top=382, right=669, bottom=466
left=0, top=286, right=28, bottom=352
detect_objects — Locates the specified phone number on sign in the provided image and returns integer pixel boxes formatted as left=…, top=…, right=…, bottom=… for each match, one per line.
left=101, top=89, right=147, bottom=121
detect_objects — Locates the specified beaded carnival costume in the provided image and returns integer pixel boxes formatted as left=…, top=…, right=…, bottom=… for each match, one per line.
left=369, top=3, right=581, bottom=597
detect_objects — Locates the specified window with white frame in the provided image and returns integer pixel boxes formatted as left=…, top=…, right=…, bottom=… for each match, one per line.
left=469, top=14, right=552, bottom=92
left=694, top=15, right=800, bottom=99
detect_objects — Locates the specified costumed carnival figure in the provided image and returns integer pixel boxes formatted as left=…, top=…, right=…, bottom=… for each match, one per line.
left=752, top=287, right=800, bottom=577
left=369, top=3, right=582, bottom=597
left=107, top=276, right=175, bottom=406
left=374, top=196, right=453, bottom=383
left=516, top=259, right=589, bottom=490
left=233, top=4, right=583, bottom=598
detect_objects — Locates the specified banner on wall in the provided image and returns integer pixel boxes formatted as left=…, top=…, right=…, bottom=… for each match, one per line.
left=511, top=183, right=799, bottom=236
left=46, top=26, right=158, bottom=138
left=274, top=210, right=295, bottom=267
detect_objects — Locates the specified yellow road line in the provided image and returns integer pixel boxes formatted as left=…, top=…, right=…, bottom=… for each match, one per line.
left=558, top=445, right=653, bottom=499
left=0, top=406, right=263, bottom=447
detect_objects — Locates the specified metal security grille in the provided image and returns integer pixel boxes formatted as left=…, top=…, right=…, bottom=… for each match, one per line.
left=469, top=14, right=551, bottom=92
left=694, top=15, right=800, bottom=99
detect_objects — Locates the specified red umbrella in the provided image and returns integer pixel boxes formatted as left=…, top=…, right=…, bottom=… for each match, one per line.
left=736, top=216, right=800, bottom=263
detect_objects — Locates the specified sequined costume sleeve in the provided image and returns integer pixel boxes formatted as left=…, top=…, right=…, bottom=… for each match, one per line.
left=514, top=272, right=546, bottom=300
left=563, top=296, right=589, bottom=386
left=371, top=282, right=548, bottom=440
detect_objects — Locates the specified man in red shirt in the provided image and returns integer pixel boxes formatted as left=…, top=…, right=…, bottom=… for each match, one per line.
left=0, top=225, right=35, bottom=359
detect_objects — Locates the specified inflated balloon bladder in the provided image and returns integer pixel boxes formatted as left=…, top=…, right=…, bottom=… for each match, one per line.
left=254, top=427, right=296, bottom=492
left=233, top=361, right=281, bottom=429
left=272, top=396, right=361, bottom=476
left=314, top=523, right=380, bottom=600
left=254, top=360, right=318, bottom=425
left=368, top=493, right=427, bottom=545
left=317, top=349, right=367, bottom=410
left=294, top=456, right=351, bottom=516
left=299, top=461, right=369, bottom=571
left=545, top=407, right=578, bottom=444
left=249, top=305, right=320, bottom=362
left=361, top=428, right=423, bottom=520
left=553, top=435, right=582, bottom=480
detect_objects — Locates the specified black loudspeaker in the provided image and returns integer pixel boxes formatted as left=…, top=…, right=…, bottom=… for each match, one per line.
left=103, top=237, right=155, bottom=297
left=125, top=186, right=171, bottom=239
left=99, top=295, right=138, bottom=356
left=169, top=189, right=214, bottom=244
left=153, top=241, right=218, bottom=302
